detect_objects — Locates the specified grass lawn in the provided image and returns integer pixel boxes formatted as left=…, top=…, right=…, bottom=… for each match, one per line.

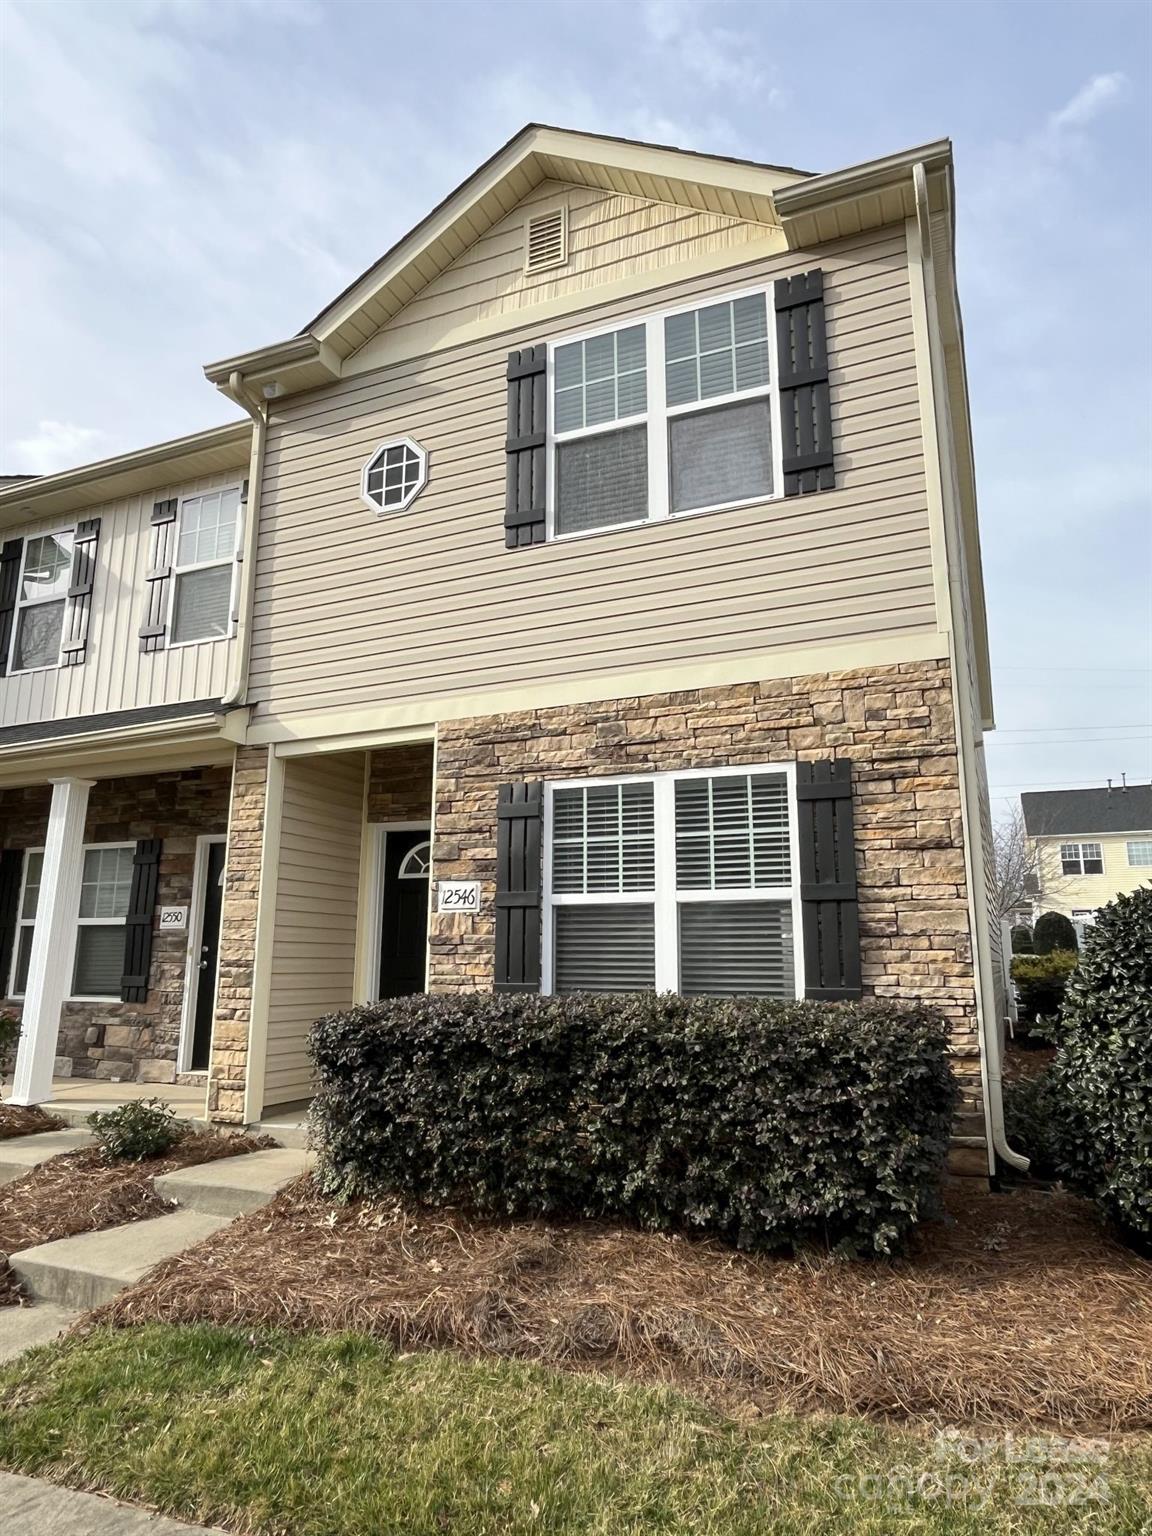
left=1, top=1325, right=1148, bottom=1536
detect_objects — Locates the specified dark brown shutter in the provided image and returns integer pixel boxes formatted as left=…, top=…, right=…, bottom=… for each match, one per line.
left=776, top=269, right=834, bottom=496
left=0, top=538, right=23, bottom=678
left=494, top=782, right=542, bottom=992
left=505, top=346, right=547, bottom=548
left=121, top=838, right=162, bottom=1003
left=797, top=760, right=862, bottom=1000
left=0, top=849, right=23, bottom=997
left=139, top=499, right=178, bottom=652
left=60, top=517, right=101, bottom=668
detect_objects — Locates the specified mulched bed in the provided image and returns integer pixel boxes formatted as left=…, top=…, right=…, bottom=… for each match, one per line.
left=1003, top=1041, right=1057, bottom=1082
left=0, top=1130, right=276, bottom=1306
left=0, top=1104, right=66, bottom=1140
left=91, top=1175, right=1152, bottom=1435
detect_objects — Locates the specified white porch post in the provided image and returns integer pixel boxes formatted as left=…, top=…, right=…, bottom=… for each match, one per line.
left=9, top=776, right=94, bottom=1106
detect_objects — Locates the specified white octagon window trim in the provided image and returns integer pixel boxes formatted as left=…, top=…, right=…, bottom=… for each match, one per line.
left=360, top=436, right=429, bottom=515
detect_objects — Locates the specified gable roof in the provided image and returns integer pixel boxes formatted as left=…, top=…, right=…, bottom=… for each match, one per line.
left=1022, top=785, right=1152, bottom=838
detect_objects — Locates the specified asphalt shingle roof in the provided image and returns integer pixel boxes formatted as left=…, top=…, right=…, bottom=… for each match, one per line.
left=1021, top=784, right=1152, bottom=838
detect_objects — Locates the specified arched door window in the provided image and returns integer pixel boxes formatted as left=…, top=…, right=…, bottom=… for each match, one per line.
left=397, top=841, right=431, bottom=878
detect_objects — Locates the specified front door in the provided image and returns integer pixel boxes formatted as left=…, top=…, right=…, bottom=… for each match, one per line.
left=190, top=840, right=226, bottom=1071
left=378, top=829, right=430, bottom=997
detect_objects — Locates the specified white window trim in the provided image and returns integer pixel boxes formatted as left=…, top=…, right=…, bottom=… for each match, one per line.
left=7, top=526, right=75, bottom=675
left=68, top=841, right=136, bottom=1001
left=1059, top=840, right=1104, bottom=876
left=7, top=847, right=43, bottom=998
left=541, top=762, right=803, bottom=997
left=544, top=283, right=785, bottom=544
left=165, top=485, right=242, bottom=650
left=359, top=436, right=429, bottom=516
left=1126, top=838, right=1152, bottom=867
left=177, top=833, right=228, bottom=1074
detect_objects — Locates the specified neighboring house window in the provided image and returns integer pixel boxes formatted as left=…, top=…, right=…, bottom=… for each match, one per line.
left=169, top=487, right=240, bottom=644
left=549, top=287, right=778, bottom=539
left=1126, top=839, right=1152, bottom=867
left=9, top=531, right=74, bottom=672
left=543, top=766, right=800, bottom=996
left=8, top=849, right=44, bottom=996
left=1059, top=842, right=1104, bottom=876
left=72, top=845, right=135, bottom=997
left=361, top=438, right=428, bottom=513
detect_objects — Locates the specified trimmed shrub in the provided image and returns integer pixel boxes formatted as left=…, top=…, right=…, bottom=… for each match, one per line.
left=88, top=1098, right=183, bottom=1161
left=0, top=1013, right=19, bottom=1078
left=1002, top=1069, right=1062, bottom=1179
left=309, top=994, right=957, bottom=1257
left=1053, top=887, right=1152, bottom=1244
left=1010, top=950, right=1078, bottom=1033
left=1010, top=925, right=1034, bottom=955
left=1033, top=910, right=1078, bottom=955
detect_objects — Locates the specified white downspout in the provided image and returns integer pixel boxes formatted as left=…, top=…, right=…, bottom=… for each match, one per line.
left=912, top=163, right=1029, bottom=1176
left=219, top=370, right=268, bottom=709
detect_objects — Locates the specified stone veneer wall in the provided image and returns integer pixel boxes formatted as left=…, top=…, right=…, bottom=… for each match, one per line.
left=430, top=659, right=986, bottom=1149
left=366, top=743, right=434, bottom=822
left=0, top=765, right=232, bottom=1082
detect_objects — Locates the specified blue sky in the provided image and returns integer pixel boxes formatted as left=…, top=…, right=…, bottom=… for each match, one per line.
left=1, top=0, right=1149, bottom=811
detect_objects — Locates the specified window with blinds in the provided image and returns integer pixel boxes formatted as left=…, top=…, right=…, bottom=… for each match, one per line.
left=547, top=768, right=799, bottom=999
left=169, top=486, right=240, bottom=645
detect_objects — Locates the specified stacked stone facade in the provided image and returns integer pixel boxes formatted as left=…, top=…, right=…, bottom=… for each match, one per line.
left=366, top=743, right=433, bottom=823
left=0, top=765, right=232, bottom=1081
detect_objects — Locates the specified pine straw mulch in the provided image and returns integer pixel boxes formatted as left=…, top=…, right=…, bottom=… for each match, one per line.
left=89, top=1175, right=1151, bottom=1436
left=0, top=1104, right=66, bottom=1140
left=0, top=1130, right=276, bottom=1306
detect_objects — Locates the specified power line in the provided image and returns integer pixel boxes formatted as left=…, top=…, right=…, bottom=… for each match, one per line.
left=993, top=723, right=1152, bottom=734
left=995, top=665, right=1152, bottom=675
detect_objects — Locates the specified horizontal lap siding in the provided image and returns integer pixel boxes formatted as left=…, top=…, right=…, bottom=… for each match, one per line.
left=248, top=223, right=933, bottom=722
left=0, top=471, right=241, bottom=729
left=263, top=751, right=364, bottom=1108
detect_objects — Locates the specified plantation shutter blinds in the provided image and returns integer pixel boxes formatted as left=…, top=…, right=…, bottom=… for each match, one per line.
left=796, top=760, right=862, bottom=1000
left=504, top=345, right=547, bottom=548
left=0, top=849, right=23, bottom=996
left=775, top=269, right=835, bottom=495
left=554, top=905, right=656, bottom=992
left=678, top=903, right=794, bottom=997
left=120, top=838, right=162, bottom=1003
left=0, top=538, right=23, bottom=677
left=494, top=783, right=543, bottom=992
left=139, top=499, right=178, bottom=651
left=60, top=517, right=101, bottom=667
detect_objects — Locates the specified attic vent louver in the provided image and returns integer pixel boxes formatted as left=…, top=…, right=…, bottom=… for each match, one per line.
left=525, top=207, right=567, bottom=273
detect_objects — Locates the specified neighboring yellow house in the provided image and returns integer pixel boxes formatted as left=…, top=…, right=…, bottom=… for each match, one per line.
left=1022, top=784, right=1152, bottom=937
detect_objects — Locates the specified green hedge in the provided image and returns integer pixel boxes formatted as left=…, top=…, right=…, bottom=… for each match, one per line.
left=1010, top=950, right=1078, bottom=1033
left=309, top=994, right=957, bottom=1257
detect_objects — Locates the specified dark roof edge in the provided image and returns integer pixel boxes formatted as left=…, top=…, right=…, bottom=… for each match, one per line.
left=0, top=698, right=226, bottom=750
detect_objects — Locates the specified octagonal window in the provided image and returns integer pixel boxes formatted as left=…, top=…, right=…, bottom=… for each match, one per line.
left=362, top=437, right=427, bottom=513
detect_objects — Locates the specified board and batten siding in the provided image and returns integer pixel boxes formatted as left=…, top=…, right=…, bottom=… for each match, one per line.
left=0, top=469, right=243, bottom=729
left=247, top=219, right=934, bottom=726
left=262, top=751, right=364, bottom=1110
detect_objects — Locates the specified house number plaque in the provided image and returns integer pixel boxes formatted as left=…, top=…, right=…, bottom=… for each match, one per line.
left=437, top=881, right=481, bottom=915
left=159, top=906, right=189, bottom=932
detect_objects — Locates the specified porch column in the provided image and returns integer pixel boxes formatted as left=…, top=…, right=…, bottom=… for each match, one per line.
left=9, top=776, right=93, bottom=1105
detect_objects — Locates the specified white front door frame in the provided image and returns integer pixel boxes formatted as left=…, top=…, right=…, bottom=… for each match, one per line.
left=360, top=821, right=431, bottom=1002
left=177, top=834, right=228, bottom=1075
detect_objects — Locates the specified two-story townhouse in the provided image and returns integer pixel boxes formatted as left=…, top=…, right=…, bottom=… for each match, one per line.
left=0, top=425, right=253, bottom=1101
left=1022, top=782, right=1152, bottom=938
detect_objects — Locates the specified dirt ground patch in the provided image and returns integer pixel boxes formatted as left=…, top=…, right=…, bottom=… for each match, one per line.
left=0, top=1104, right=66, bottom=1140
left=0, top=1130, right=275, bottom=1305
left=1003, top=1041, right=1057, bottom=1081
left=91, top=1175, right=1151, bottom=1436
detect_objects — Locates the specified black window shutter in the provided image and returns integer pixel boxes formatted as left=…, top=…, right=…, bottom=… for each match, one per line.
left=0, top=849, right=23, bottom=997
left=0, top=538, right=24, bottom=678
left=60, top=517, right=101, bottom=668
left=494, top=782, right=543, bottom=991
left=776, top=269, right=835, bottom=496
left=121, top=838, right=162, bottom=1003
left=797, top=760, right=862, bottom=1000
left=505, top=346, right=547, bottom=548
left=139, top=499, right=178, bottom=652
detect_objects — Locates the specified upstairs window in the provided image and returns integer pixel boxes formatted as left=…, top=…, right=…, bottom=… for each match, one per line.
left=170, top=487, right=239, bottom=645
left=1127, top=839, right=1152, bottom=867
left=1060, top=841, right=1104, bottom=876
left=548, top=287, right=779, bottom=540
left=361, top=438, right=428, bottom=514
left=10, top=530, right=74, bottom=672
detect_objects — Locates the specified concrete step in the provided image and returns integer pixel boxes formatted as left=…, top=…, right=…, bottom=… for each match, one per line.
left=9, top=1209, right=230, bottom=1310
left=0, top=1128, right=95, bottom=1186
left=254, top=1116, right=310, bottom=1150
left=0, top=1471, right=232, bottom=1534
left=154, top=1147, right=312, bottom=1217
left=0, top=1302, right=82, bottom=1363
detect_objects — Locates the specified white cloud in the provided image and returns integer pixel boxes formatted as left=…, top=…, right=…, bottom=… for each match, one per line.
left=641, top=0, right=778, bottom=100
left=1048, top=72, right=1129, bottom=133
left=8, top=421, right=111, bottom=475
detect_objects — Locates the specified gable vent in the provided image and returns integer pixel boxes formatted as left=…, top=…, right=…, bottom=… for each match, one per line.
left=525, top=207, right=567, bottom=274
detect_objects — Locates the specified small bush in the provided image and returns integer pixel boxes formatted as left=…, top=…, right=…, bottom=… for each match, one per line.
left=88, top=1098, right=184, bottom=1162
left=0, top=1013, right=19, bottom=1077
left=1010, top=926, right=1034, bottom=955
left=1033, top=911, right=1078, bottom=954
left=1002, top=1069, right=1062, bottom=1179
left=309, top=994, right=957, bottom=1257
left=1053, top=887, right=1152, bottom=1244
left=1010, top=950, right=1078, bottom=1034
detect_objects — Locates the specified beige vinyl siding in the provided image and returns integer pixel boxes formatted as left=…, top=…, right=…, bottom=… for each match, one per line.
left=262, top=751, right=364, bottom=1110
left=0, top=470, right=242, bottom=729
left=1034, top=832, right=1152, bottom=918
left=247, top=221, right=934, bottom=726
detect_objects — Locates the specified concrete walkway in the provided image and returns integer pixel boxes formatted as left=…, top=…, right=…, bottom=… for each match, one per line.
left=0, top=1304, right=81, bottom=1364
left=0, top=1470, right=229, bottom=1533
left=0, top=1129, right=95, bottom=1186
